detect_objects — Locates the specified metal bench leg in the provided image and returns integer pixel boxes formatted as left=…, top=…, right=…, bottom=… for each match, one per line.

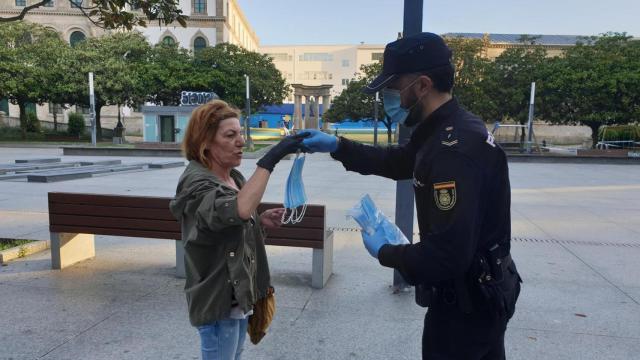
left=311, top=230, right=333, bottom=289
left=50, top=232, right=95, bottom=269
left=175, top=240, right=186, bottom=278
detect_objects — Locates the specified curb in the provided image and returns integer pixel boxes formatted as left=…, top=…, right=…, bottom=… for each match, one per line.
left=0, top=240, right=50, bottom=264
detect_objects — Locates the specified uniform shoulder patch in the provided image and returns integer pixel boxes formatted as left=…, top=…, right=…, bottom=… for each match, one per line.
left=440, top=126, right=458, bottom=147
left=433, top=181, right=456, bottom=211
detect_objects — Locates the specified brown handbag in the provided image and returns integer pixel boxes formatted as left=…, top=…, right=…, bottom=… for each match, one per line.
left=247, top=286, right=276, bottom=344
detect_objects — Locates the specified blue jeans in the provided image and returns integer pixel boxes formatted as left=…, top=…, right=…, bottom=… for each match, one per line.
left=197, top=318, right=248, bottom=360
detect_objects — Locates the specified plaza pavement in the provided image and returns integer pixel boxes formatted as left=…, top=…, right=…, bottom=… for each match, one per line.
left=0, top=147, right=639, bottom=359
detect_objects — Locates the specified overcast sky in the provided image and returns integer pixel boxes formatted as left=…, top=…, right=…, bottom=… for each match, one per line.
left=237, top=0, right=639, bottom=45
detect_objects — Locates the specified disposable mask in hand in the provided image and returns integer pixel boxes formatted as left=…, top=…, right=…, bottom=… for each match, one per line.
left=347, top=194, right=409, bottom=245
left=282, top=152, right=307, bottom=224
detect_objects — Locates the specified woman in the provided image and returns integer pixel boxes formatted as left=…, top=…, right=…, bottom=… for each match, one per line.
left=169, top=100, right=304, bottom=360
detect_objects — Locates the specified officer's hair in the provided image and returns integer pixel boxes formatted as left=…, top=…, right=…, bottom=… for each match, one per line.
left=182, top=99, right=242, bottom=169
left=420, top=63, right=455, bottom=93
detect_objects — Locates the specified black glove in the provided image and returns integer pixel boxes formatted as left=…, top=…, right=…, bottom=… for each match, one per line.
left=257, top=133, right=309, bottom=172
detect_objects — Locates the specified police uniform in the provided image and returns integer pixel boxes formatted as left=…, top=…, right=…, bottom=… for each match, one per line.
left=331, top=98, right=521, bottom=359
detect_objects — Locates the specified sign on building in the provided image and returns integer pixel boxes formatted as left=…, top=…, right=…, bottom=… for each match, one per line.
left=180, top=91, right=219, bottom=106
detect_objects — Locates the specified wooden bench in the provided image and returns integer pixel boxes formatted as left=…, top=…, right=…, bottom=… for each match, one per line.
left=48, top=192, right=333, bottom=288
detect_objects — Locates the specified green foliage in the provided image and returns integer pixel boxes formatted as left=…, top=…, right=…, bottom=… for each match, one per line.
left=145, top=43, right=208, bottom=105
left=0, top=22, right=67, bottom=139
left=67, top=112, right=86, bottom=137
left=0, top=0, right=186, bottom=31
left=539, top=33, right=640, bottom=147
left=598, top=125, right=640, bottom=142
left=193, top=43, right=289, bottom=111
left=483, top=46, right=548, bottom=124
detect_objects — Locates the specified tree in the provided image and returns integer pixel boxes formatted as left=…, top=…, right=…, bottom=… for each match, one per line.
left=0, top=22, right=68, bottom=139
left=444, top=36, right=497, bottom=122
left=482, top=45, right=548, bottom=143
left=62, top=31, right=152, bottom=138
left=0, top=0, right=187, bottom=30
left=193, top=43, right=289, bottom=112
left=539, top=33, right=640, bottom=147
left=323, top=62, right=397, bottom=144
left=145, top=43, right=207, bottom=106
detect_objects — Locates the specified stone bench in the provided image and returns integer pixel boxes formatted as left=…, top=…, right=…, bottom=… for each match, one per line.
left=47, top=192, right=333, bottom=288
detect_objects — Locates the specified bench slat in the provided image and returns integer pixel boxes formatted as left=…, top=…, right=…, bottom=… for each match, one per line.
left=264, top=238, right=324, bottom=249
left=49, top=192, right=171, bottom=209
left=264, top=227, right=324, bottom=241
left=50, top=214, right=180, bottom=232
left=50, top=224, right=180, bottom=240
left=50, top=203, right=176, bottom=221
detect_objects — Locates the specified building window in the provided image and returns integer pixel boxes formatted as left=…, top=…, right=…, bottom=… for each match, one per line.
left=71, top=0, right=82, bottom=8
left=328, top=73, right=333, bottom=80
left=266, top=53, right=291, bottom=62
left=371, top=52, right=384, bottom=61
left=341, top=79, right=350, bottom=86
left=162, top=36, right=175, bottom=46
left=342, top=59, right=350, bottom=67
left=193, top=36, right=207, bottom=54
left=0, top=98, right=9, bottom=114
left=15, top=0, right=26, bottom=6
left=69, top=31, right=86, bottom=47
left=299, top=53, right=333, bottom=62
left=193, top=0, right=206, bottom=14
left=43, top=0, right=54, bottom=7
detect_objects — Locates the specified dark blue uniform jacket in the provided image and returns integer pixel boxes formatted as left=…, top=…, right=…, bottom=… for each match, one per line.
left=331, top=98, right=511, bottom=286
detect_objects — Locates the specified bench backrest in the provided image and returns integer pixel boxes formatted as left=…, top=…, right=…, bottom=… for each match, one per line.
left=48, top=192, right=326, bottom=249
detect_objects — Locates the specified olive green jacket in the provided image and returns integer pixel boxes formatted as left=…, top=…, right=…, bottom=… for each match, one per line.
left=169, top=160, right=271, bottom=327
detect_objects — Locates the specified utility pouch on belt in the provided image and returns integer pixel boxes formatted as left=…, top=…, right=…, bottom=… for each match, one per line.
left=473, top=243, right=520, bottom=320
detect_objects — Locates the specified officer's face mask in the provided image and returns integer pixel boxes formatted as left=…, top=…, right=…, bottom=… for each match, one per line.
left=382, top=76, right=427, bottom=127
left=282, top=151, right=307, bottom=224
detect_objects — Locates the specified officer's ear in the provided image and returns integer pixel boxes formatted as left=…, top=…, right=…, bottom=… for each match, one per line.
left=415, top=74, right=434, bottom=96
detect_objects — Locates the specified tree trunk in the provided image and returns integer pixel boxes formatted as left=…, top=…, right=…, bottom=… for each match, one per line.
left=95, top=104, right=103, bottom=140
left=53, top=107, right=58, bottom=132
left=589, top=124, right=600, bottom=149
left=17, top=101, right=27, bottom=140
left=387, top=127, right=392, bottom=145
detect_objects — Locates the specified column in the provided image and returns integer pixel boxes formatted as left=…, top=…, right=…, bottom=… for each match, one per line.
left=322, top=95, right=332, bottom=130
left=293, top=94, right=302, bottom=130
left=303, top=96, right=310, bottom=130
left=314, top=97, right=321, bottom=129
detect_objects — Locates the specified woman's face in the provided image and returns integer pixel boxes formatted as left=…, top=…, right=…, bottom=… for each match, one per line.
left=206, top=117, right=245, bottom=169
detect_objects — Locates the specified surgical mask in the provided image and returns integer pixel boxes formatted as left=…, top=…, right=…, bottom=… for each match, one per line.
left=282, top=152, right=307, bottom=224
left=382, top=78, right=423, bottom=126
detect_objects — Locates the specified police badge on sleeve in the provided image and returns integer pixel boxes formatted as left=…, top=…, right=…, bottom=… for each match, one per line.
left=433, top=181, right=456, bottom=211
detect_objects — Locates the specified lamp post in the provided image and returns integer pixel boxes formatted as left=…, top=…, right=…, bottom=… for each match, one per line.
left=373, top=92, right=379, bottom=146
left=392, top=0, right=423, bottom=290
left=244, top=74, right=254, bottom=151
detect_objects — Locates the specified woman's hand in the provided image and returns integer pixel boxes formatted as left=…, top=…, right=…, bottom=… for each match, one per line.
left=260, top=208, right=285, bottom=229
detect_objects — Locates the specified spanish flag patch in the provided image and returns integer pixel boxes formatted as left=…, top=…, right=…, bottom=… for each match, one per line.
left=433, top=181, right=456, bottom=211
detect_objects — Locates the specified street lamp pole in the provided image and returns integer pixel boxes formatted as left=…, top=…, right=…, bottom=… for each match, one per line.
left=393, top=0, right=423, bottom=290
left=88, top=72, right=96, bottom=147
left=244, top=74, right=254, bottom=150
left=373, top=92, right=379, bottom=146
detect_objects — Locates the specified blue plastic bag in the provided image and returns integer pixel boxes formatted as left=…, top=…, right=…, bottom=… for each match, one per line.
left=347, top=194, right=409, bottom=245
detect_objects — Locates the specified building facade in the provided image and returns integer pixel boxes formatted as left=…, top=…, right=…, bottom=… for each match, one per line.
left=260, top=44, right=385, bottom=102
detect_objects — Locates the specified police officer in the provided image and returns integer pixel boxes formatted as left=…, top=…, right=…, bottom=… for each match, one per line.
left=300, top=32, right=522, bottom=360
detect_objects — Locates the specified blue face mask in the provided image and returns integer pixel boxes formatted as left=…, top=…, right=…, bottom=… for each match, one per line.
left=382, top=78, right=422, bottom=125
left=282, top=152, right=307, bottom=224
